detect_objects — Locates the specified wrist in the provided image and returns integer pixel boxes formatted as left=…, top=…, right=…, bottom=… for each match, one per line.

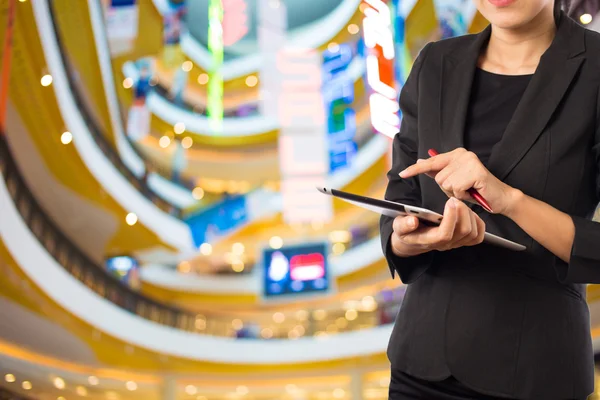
left=502, top=187, right=526, bottom=219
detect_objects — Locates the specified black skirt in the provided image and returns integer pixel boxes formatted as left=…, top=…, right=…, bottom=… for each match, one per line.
left=389, top=370, right=588, bottom=400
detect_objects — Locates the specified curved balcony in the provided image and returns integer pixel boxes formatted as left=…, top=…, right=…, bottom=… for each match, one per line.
left=49, top=0, right=193, bottom=215
left=33, top=0, right=195, bottom=252
left=0, top=133, right=397, bottom=363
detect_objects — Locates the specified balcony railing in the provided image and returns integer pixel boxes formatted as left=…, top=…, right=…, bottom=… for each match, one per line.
left=0, top=134, right=199, bottom=330
left=2, top=131, right=404, bottom=339
left=47, top=0, right=186, bottom=217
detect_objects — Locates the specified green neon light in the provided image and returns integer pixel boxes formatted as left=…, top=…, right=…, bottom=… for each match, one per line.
left=207, top=0, right=224, bottom=134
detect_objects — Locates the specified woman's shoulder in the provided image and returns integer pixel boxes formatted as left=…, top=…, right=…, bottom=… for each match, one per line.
left=417, top=33, right=480, bottom=67
left=584, top=27, right=600, bottom=55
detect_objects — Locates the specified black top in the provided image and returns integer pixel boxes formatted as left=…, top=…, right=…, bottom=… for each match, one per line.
left=464, top=68, right=533, bottom=166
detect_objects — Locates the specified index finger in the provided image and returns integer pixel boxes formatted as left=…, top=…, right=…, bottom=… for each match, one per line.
left=399, top=154, right=450, bottom=178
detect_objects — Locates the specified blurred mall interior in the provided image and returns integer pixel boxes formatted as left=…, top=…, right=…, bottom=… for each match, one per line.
left=1, top=0, right=600, bottom=399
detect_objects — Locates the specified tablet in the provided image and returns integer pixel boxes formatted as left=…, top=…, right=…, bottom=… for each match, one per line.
left=317, top=187, right=526, bottom=251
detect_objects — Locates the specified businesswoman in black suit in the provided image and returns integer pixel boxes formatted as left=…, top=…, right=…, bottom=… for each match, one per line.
left=380, top=0, right=600, bottom=398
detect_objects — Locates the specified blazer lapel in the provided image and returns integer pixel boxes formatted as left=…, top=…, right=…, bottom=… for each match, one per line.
left=439, top=25, right=491, bottom=152
left=486, top=13, right=586, bottom=181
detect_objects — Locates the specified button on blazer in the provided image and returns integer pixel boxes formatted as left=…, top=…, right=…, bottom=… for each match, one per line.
left=380, top=12, right=600, bottom=400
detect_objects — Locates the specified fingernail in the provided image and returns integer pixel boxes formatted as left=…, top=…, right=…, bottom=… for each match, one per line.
left=448, top=198, right=456, bottom=209
left=399, top=170, right=407, bottom=178
left=408, top=217, right=416, bottom=227
left=416, top=159, right=424, bottom=163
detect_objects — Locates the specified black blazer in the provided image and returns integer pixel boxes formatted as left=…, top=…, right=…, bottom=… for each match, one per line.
left=380, top=12, right=600, bottom=400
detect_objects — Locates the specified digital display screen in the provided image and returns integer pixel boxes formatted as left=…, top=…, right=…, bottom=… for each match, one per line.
left=106, top=256, right=140, bottom=289
left=262, top=242, right=330, bottom=299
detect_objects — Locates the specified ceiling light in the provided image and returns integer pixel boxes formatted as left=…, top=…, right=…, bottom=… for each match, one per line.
left=332, top=242, right=346, bottom=255
left=232, top=319, right=244, bottom=330
left=261, top=328, right=273, bottom=338
left=185, top=385, right=198, bottom=395
left=295, top=310, right=308, bottom=321
left=122, top=77, right=133, bottom=89
left=22, top=381, right=32, bottom=390
left=4, top=374, right=15, bottom=383
left=192, top=187, right=204, bottom=200
left=88, top=376, right=99, bottom=386
left=200, top=243, right=212, bottom=256
left=333, top=388, right=345, bottom=399
left=159, top=135, right=171, bottom=148
left=245, top=75, right=258, bottom=87
left=195, top=317, right=206, bottom=330
left=57, top=397, right=66, bottom=400
left=336, top=317, right=348, bottom=329
left=237, top=386, right=249, bottom=395
left=19, top=0, right=27, bottom=3
left=232, top=261, right=245, bottom=272
left=345, top=309, right=358, bottom=321
left=174, top=122, right=186, bottom=134
left=269, top=236, right=283, bottom=249
left=181, top=136, right=193, bottom=149
left=41, top=74, right=53, bottom=87
left=327, top=42, right=340, bottom=53
left=197, top=73, right=209, bottom=84
left=178, top=261, right=191, bottom=273
left=76, top=386, right=88, bottom=396
left=347, top=23, right=359, bottom=34
left=273, top=312, right=285, bottom=323
left=125, top=381, right=137, bottom=391
left=53, top=377, right=65, bottom=390
left=361, top=295, right=377, bottom=311
left=182, top=61, right=193, bottom=72
left=580, top=13, right=593, bottom=24
left=313, top=309, right=327, bottom=321
left=232, top=242, right=245, bottom=255
left=125, top=212, right=138, bottom=226
left=61, top=131, right=72, bottom=144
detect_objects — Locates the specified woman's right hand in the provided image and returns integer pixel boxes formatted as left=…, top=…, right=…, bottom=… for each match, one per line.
left=390, top=197, right=486, bottom=257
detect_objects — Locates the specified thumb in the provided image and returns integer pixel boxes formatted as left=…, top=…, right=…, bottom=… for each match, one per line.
left=393, top=215, right=420, bottom=235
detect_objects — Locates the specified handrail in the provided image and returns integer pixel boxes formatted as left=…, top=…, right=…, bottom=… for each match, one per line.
left=0, top=387, right=35, bottom=400
left=47, top=0, right=186, bottom=218
left=0, top=135, right=197, bottom=330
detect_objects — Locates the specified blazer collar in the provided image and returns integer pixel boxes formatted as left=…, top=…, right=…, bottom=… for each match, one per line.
left=440, top=12, right=586, bottom=181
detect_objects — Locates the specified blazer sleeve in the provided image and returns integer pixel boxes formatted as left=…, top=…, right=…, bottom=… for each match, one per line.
left=379, top=43, right=437, bottom=283
left=554, top=86, right=600, bottom=284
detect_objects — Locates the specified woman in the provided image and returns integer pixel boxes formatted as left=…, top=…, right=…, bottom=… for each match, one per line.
left=380, top=0, right=600, bottom=398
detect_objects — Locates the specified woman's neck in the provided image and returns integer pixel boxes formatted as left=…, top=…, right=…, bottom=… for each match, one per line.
left=480, top=7, right=557, bottom=75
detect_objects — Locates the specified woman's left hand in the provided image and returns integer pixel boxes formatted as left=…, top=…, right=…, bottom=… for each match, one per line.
left=399, top=148, right=519, bottom=215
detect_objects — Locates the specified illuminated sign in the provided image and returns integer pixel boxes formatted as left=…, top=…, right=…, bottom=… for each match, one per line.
left=106, top=255, right=140, bottom=289
left=322, top=44, right=357, bottom=172
left=276, top=47, right=332, bottom=224
left=222, top=0, right=249, bottom=46
left=362, top=0, right=399, bottom=138
left=257, top=0, right=331, bottom=224
left=262, top=242, right=331, bottom=299
left=277, top=48, right=325, bottom=128
left=207, top=0, right=224, bottom=133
